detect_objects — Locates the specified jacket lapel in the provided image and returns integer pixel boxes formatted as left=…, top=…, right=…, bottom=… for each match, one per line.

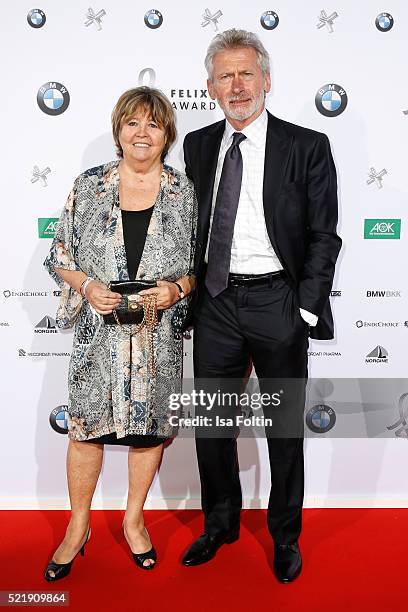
left=262, top=112, right=293, bottom=261
left=198, top=120, right=225, bottom=241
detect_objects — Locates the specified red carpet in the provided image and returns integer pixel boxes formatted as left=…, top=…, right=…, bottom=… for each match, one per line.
left=0, top=509, right=406, bottom=611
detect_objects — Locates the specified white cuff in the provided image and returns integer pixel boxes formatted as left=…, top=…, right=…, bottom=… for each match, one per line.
left=299, top=308, right=318, bottom=327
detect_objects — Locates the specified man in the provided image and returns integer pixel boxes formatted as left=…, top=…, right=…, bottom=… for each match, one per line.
left=182, top=29, right=341, bottom=582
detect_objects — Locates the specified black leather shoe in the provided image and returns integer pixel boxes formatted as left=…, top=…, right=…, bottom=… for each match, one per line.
left=273, top=542, right=302, bottom=583
left=182, top=531, right=239, bottom=566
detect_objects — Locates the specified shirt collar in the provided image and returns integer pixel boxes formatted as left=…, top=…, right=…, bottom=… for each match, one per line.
left=224, top=108, right=268, bottom=149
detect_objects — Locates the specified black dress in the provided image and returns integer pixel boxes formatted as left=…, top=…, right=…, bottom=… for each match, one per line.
left=86, top=207, right=166, bottom=448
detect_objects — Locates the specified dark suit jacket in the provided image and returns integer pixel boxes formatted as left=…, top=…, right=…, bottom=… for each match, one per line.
left=183, top=111, right=342, bottom=340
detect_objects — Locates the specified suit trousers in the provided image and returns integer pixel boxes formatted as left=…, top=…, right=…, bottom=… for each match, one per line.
left=193, top=274, right=309, bottom=544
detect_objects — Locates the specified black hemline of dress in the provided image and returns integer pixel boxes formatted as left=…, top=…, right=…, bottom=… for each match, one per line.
left=85, top=433, right=166, bottom=447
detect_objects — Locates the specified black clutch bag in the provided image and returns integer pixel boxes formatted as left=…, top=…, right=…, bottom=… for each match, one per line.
left=103, top=280, right=160, bottom=325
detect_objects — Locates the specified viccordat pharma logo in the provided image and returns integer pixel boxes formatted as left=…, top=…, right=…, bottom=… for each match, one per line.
left=315, top=84, right=347, bottom=117
left=49, top=406, right=69, bottom=434
left=37, top=82, right=70, bottom=116
left=38, top=218, right=59, bottom=238
left=364, top=219, right=401, bottom=239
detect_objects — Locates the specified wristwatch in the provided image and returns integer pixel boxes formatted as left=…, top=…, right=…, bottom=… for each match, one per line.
left=173, top=281, right=185, bottom=300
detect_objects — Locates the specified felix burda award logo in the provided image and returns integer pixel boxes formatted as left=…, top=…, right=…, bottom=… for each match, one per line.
left=84, top=7, right=106, bottom=30
left=31, top=165, right=51, bottom=187
left=316, top=10, right=338, bottom=33
left=366, top=167, right=387, bottom=189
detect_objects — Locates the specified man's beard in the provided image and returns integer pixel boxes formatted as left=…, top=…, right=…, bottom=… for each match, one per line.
left=224, top=90, right=265, bottom=122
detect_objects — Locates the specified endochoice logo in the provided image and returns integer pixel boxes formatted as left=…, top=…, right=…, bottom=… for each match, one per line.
left=364, top=219, right=401, bottom=239
left=3, top=289, right=48, bottom=298
left=38, top=218, right=59, bottom=238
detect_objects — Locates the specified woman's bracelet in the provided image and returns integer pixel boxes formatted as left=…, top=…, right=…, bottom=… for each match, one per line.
left=79, top=277, right=94, bottom=298
left=173, top=281, right=185, bottom=300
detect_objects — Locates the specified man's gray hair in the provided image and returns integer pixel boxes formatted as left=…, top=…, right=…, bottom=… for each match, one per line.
left=205, top=28, right=270, bottom=80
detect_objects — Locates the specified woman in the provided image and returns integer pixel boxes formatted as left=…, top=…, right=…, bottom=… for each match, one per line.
left=43, top=87, right=196, bottom=579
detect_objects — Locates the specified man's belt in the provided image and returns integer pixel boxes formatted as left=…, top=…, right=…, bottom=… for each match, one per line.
left=227, top=270, right=286, bottom=287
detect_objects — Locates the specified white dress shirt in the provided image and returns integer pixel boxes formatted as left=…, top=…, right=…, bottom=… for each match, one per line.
left=206, top=109, right=318, bottom=327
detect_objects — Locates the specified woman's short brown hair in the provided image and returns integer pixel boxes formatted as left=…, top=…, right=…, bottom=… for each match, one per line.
left=111, top=87, right=176, bottom=161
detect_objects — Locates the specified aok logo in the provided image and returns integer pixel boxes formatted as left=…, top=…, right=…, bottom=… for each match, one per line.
left=364, top=219, right=401, bottom=239
left=38, top=218, right=59, bottom=238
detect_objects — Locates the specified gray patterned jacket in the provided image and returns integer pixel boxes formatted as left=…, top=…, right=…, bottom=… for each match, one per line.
left=44, top=161, right=197, bottom=441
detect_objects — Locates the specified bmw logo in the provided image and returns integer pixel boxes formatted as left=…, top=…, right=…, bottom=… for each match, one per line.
left=315, top=83, right=348, bottom=117
left=37, top=82, right=70, bottom=116
left=49, top=405, right=69, bottom=434
left=306, top=404, right=336, bottom=434
left=375, top=13, right=394, bottom=32
left=144, top=9, right=163, bottom=29
left=260, top=11, right=279, bottom=30
left=27, top=9, right=46, bottom=28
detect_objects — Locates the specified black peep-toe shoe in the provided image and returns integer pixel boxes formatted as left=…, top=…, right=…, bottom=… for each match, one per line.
left=44, top=527, right=91, bottom=582
left=124, top=524, right=157, bottom=570
left=132, top=545, right=157, bottom=570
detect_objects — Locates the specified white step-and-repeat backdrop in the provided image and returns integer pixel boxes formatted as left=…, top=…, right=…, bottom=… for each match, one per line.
left=1, top=1, right=407, bottom=508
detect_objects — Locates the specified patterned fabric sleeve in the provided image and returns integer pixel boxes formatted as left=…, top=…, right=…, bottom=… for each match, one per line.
left=188, top=186, right=198, bottom=276
left=170, top=180, right=198, bottom=337
left=43, top=178, right=83, bottom=328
